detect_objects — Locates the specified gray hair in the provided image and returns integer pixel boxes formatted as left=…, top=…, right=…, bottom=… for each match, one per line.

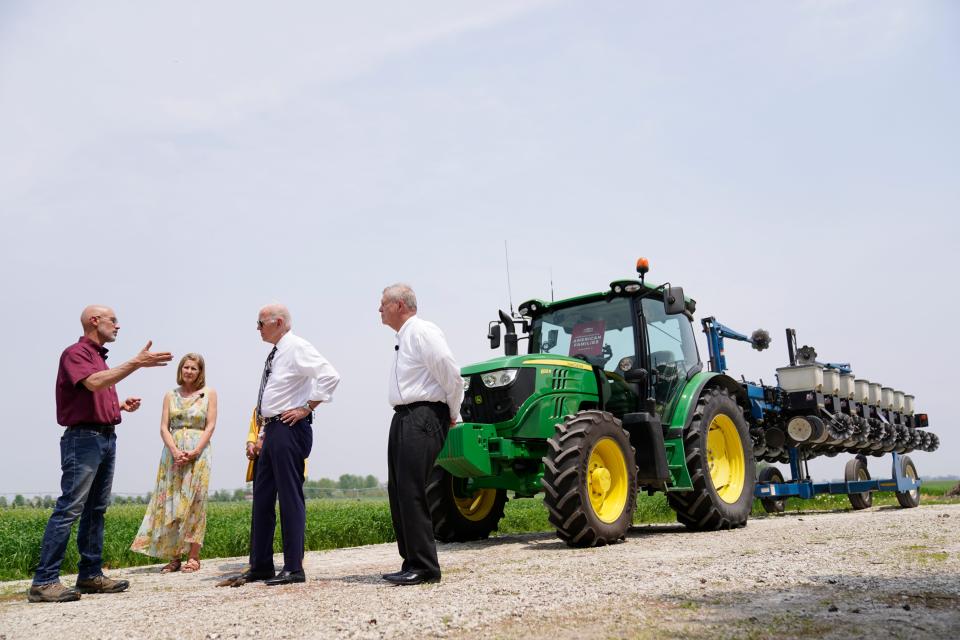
left=383, top=283, right=418, bottom=311
left=261, top=303, right=292, bottom=327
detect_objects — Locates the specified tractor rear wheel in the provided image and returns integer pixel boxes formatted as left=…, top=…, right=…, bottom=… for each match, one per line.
left=542, top=410, right=638, bottom=547
left=895, top=455, right=921, bottom=509
left=758, top=466, right=786, bottom=514
left=845, top=456, right=873, bottom=510
left=427, top=467, right=507, bottom=542
left=667, top=387, right=756, bottom=530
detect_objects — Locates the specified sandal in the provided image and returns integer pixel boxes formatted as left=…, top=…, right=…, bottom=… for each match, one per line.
left=182, top=558, right=201, bottom=573
left=160, top=559, right=181, bottom=574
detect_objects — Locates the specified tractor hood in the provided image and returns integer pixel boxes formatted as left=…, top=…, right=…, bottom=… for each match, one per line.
left=461, top=354, right=593, bottom=376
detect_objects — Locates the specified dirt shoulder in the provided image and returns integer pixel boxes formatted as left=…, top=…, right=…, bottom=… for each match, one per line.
left=2, top=504, right=958, bottom=640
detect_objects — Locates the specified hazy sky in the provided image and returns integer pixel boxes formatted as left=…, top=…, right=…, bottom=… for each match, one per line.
left=2, top=1, right=957, bottom=496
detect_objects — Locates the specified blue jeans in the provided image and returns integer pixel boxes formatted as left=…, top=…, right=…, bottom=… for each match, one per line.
left=33, top=428, right=117, bottom=586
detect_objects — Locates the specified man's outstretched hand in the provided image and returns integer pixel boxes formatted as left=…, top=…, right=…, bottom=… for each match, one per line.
left=135, top=341, right=173, bottom=368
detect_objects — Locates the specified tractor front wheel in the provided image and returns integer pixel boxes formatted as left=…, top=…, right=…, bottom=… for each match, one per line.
left=427, top=467, right=507, bottom=542
left=667, top=387, right=756, bottom=530
left=542, top=410, right=638, bottom=547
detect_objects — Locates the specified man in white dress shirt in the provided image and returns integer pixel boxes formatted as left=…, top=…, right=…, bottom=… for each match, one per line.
left=379, top=284, right=464, bottom=585
left=247, top=303, right=340, bottom=586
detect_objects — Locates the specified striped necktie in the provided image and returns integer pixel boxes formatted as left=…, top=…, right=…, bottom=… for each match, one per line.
left=256, top=346, right=277, bottom=418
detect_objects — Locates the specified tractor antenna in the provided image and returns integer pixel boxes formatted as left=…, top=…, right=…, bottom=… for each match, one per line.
left=550, top=267, right=555, bottom=302
left=504, top=240, right=515, bottom=316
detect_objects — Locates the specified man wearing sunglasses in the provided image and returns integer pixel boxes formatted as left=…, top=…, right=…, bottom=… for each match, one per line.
left=244, top=303, right=340, bottom=586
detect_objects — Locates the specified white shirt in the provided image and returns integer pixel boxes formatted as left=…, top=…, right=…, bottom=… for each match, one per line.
left=260, top=331, right=340, bottom=418
left=389, top=315, right=464, bottom=421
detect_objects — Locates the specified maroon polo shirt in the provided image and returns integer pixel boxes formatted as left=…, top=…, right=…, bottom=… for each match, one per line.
left=56, top=336, right=121, bottom=427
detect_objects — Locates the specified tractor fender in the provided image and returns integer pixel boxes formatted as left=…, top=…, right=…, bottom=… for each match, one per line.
left=669, top=372, right=748, bottom=432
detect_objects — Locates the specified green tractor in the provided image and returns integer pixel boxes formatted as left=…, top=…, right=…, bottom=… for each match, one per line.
left=429, top=258, right=757, bottom=546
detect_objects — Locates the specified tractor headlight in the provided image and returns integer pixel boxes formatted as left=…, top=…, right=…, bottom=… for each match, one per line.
left=481, top=369, right=519, bottom=388
left=461, top=376, right=472, bottom=391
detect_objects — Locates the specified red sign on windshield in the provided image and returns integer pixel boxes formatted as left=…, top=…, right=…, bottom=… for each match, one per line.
left=569, top=321, right=605, bottom=357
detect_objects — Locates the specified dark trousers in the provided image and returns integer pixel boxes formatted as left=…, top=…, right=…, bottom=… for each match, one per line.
left=250, top=417, right=312, bottom=573
left=33, top=428, right=116, bottom=585
left=388, top=402, right=448, bottom=576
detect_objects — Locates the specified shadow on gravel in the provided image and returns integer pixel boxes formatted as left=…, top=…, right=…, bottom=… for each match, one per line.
left=660, top=574, right=960, bottom=640
left=627, top=523, right=687, bottom=536
left=126, top=566, right=164, bottom=575
left=441, top=531, right=557, bottom=550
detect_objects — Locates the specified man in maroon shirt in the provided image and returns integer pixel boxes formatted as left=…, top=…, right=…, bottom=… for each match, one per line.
left=29, top=305, right=172, bottom=603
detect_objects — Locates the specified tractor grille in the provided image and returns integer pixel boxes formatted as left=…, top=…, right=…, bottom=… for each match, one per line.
left=551, top=368, right=571, bottom=390
left=550, top=396, right=565, bottom=419
left=460, top=368, right=536, bottom=424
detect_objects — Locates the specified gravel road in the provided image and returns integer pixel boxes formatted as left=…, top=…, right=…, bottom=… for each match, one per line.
left=2, top=503, right=958, bottom=640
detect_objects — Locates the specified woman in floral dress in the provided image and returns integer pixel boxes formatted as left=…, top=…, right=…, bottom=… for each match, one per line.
left=131, top=353, right=217, bottom=573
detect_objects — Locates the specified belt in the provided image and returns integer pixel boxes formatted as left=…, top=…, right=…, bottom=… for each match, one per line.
left=69, top=423, right=116, bottom=436
left=262, top=413, right=313, bottom=426
left=393, top=401, right=447, bottom=413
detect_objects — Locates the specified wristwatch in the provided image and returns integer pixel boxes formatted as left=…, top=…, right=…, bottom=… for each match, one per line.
left=302, top=402, right=313, bottom=413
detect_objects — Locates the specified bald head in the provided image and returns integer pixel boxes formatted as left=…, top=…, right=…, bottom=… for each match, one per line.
left=81, top=305, right=119, bottom=345
left=81, top=305, right=108, bottom=331
left=257, top=303, right=292, bottom=345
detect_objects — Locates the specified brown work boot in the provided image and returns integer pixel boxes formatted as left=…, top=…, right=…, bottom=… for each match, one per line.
left=28, top=582, right=81, bottom=603
left=75, top=574, right=130, bottom=594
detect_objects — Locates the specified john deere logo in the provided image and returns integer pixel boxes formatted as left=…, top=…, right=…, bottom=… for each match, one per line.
left=474, top=395, right=483, bottom=405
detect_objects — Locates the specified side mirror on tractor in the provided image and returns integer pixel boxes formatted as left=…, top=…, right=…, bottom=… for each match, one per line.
left=544, top=329, right=559, bottom=352
left=664, top=286, right=685, bottom=315
left=488, top=323, right=501, bottom=350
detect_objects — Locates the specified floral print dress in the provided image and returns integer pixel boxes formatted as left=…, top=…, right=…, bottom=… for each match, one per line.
left=130, top=389, right=212, bottom=559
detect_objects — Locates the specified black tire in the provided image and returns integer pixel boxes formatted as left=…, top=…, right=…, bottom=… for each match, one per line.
left=427, top=466, right=507, bottom=542
left=667, top=387, right=756, bottom=530
left=541, top=410, right=638, bottom=547
left=758, top=466, right=786, bottom=514
left=845, top=456, right=873, bottom=510
left=895, top=455, right=921, bottom=509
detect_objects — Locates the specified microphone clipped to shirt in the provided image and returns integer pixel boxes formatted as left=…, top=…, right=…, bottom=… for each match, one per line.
left=395, top=345, right=399, bottom=351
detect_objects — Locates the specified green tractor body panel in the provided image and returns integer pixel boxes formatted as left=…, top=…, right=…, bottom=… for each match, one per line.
left=437, top=353, right=601, bottom=496
left=659, top=371, right=750, bottom=492
left=667, top=371, right=719, bottom=431
left=661, top=372, right=720, bottom=492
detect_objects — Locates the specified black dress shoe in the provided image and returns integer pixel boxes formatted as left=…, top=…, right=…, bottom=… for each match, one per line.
left=383, top=570, right=440, bottom=586
left=381, top=570, right=406, bottom=580
left=265, top=570, right=306, bottom=586
left=240, top=569, right=275, bottom=582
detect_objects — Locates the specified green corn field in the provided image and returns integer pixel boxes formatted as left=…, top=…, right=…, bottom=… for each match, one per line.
left=1, top=483, right=956, bottom=581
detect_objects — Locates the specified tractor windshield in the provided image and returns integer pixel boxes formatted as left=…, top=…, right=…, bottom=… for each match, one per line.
left=529, top=298, right=637, bottom=373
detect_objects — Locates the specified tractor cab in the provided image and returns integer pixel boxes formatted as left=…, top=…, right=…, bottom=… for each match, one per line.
left=521, top=266, right=700, bottom=424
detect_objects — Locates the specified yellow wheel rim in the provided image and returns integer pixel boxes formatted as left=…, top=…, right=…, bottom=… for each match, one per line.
left=453, top=486, right=498, bottom=522
left=587, top=437, right=629, bottom=523
left=706, top=414, right=745, bottom=504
